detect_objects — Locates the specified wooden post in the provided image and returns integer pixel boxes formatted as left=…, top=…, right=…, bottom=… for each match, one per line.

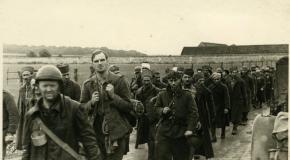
left=7, top=68, right=9, bottom=85
left=74, top=68, right=78, bottom=82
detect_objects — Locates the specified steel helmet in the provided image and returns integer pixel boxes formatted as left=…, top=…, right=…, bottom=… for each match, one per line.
left=35, top=65, right=63, bottom=83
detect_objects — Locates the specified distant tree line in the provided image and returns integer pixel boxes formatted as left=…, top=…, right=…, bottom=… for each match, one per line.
left=3, top=44, right=147, bottom=57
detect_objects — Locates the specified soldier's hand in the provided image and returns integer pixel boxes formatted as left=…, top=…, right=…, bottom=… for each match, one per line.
left=105, top=84, right=115, bottom=98
left=162, top=107, right=171, bottom=114
left=224, top=108, right=229, bottom=114
left=91, top=91, right=99, bottom=105
left=196, top=121, right=202, bottom=130
left=5, top=133, right=14, bottom=143
left=184, top=130, right=193, bottom=137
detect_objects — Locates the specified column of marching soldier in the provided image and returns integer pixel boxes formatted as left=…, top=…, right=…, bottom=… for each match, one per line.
left=3, top=49, right=276, bottom=160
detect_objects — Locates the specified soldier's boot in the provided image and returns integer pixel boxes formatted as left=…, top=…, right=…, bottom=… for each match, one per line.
left=221, top=127, right=226, bottom=139
left=211, top=128, right=217, bottom=142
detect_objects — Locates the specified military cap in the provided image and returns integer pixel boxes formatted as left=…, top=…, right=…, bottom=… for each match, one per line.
left=134, top=66, right=141, bottom=73
left=193, top=72, right=204, bottom=81
left=164, top=70, right=182, bottom=80
left=56, top=63, right=69, bottom=74
left=109, top=65, right=120, bottom=73
left=183, top=68, right=194, bottom=77
left=211, top=72, right=221, bottom=79
left=172, top=67, right=178, bottom=72
left=202, top=65, right=211, bottom=71
left=216, top=67, right=223, bottom=73
left=21, top=66, right=34, bottom=74
left=177, top=66, right=184, bottom=72
left=230, top=66, right=238, bottom=72
left=141, top=62, right=150, bottom=70
left=141, top=69, right=153, bottom=79
left=196, top=68, right=202, bottom=73
left=241, top=66, right=248, bottom=71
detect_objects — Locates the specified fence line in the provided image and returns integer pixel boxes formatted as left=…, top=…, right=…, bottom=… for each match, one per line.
left=6, top=59, right=279, bottom=84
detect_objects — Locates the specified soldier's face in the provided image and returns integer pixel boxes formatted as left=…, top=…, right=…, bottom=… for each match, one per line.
left=22, top=71, right=33, bottom=84
left=142, top=77, right=152, bottom=87
left=182, top=74, right=192, bottom=86
left=93, top=53, right=109, bottom=73
left=168, top=78, right=181, bottom=90
left=213, top=77, right=221, bottom=84
left=231, top=70, right=239, bottom=78
left=154, top=75, right=161, bottom=82
left=62, top=72, right=70, bottom=81
left=203, top=70, right=210, bottom=78
left=38, top=81, right=60, bottom=102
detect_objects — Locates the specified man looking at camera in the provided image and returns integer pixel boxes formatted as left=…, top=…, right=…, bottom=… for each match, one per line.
left=80, top=49, right=134, bottom=160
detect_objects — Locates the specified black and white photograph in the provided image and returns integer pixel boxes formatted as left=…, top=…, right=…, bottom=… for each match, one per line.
left=1, top=0, right=289, bottom=159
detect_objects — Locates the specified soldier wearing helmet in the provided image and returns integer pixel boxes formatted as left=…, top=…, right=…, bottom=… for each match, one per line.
left=22, top=65, right=102, bottom=160
left=56, top=63, right=81, bottom=101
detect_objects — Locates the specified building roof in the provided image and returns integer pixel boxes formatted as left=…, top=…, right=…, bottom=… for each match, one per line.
left=181, top=44, right=288, bottom=56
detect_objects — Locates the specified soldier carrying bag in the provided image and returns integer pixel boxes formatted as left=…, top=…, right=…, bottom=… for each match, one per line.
left=34, top=117, right=87, bottom=160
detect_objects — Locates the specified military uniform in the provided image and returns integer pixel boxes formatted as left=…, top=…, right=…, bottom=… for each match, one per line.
left=62, top=79, right=81, bottom=101
left=229, top=76, right=248, bottom=133
left=208, top=80, right=230, bottom=138
left=3, top=90, right=19, bottom=157
left=22, top=65, right=102, bottom=160
left=22, top=95, right=102, bottom=160
left=154, top=87, right=199, bottom=160
left=241, top=73, right=254, bottom=122
left=56, top=63, right=81, bottom=101
left=80, top=71, right=133, bottom=160
left=16, top=80, right=34, bottom=150
left=135, top=85, right=160, bottom=160
left=256, top=74, right=266, bottom=108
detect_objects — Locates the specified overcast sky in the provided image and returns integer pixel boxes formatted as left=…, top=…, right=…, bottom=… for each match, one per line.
left=1, top=0, right=290, bottom=55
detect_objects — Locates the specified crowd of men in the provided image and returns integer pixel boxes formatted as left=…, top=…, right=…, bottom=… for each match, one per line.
left=3, top=49, right=277, bottom=160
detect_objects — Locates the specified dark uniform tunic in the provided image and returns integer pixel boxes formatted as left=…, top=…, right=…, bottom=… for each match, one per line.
left=229, top=77, right=248, bottom=124
left=22, top=95, right=102, bottom=160
left=154, top=87, right=199, bottom=160
left=194, top=85, right=215, bottom=158
left=208, top=82, right=230, bottom=128
left=241, top=74, right=254, bottom=112
left=62, top=79, right=81, bottom=101
left=256, top=75, right=266, bottom=106
left=80, top=72, right=133, bottom=160
left=135, top=85, right=160, bottom=160
left=3, top=90, right=20, bottom=157
left=16, top=84, right=33, bottom=150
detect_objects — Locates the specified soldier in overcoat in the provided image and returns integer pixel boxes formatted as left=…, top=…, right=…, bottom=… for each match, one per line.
left=16, top=66, right=35, bottom=150
left=208, top=72, right=230, bottom=139
left=229, top=67, right=248, bottom=135
left=154, top=71, right=199, bottom=160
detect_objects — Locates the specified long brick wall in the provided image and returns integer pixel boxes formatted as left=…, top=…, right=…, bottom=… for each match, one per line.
left=3, top=54, right=287, bottom=64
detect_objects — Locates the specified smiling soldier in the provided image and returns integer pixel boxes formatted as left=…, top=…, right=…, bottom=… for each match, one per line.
left=22, top=65, right=102, bottom=160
